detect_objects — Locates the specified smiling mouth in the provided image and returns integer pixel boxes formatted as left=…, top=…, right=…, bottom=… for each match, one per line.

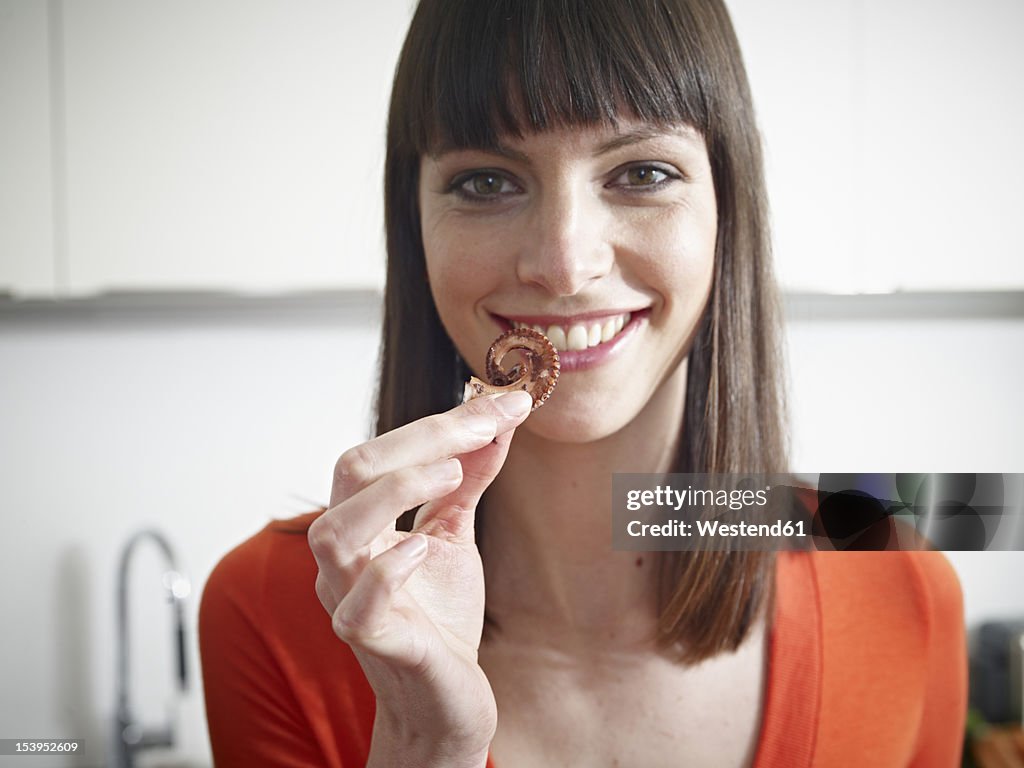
left=503, top=312, right=633, bottom=352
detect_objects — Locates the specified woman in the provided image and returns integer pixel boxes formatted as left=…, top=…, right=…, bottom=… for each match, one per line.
left=200, top=1, right=967, bottom=765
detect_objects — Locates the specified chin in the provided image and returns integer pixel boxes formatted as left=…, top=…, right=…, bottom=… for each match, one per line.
left=516, top=389, right=641, bottom=444
left=513, top=357, right=688, bottom=447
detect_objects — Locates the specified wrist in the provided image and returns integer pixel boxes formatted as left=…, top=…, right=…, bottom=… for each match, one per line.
left=369, top=710, right=493, bottom=768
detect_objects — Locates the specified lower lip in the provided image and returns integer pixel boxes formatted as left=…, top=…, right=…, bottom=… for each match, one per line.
left=494, top=310, right=649, bottom=373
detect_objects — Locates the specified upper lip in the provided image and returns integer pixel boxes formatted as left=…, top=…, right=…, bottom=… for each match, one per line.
left=491, top=308, right=647, bottom=326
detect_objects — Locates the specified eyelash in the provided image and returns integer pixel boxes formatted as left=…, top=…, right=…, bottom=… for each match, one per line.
left=446, top=163, right=683, bottom=203
left=446, top=170, right=521, bottom=202
left=611, top=164, right=682, bottom=190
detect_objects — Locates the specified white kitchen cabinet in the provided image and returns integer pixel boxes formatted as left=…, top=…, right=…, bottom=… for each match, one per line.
left=0, top=1, right=57, bottom=298
left=59, top=0, right=414, bottom=296
left=730, top=0, right=864, bottom=292
left=731, top=0, right=1024, bottom=292
left=3, top=1, right=1021, bottom=299
left=858, top=0, right=1024, bottom=292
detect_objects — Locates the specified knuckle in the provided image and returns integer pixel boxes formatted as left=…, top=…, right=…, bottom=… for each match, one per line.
left=307, top=516, right=366, bottom=573
left=337, top=547, right=371, bottom=575
left=307, top=516, right=338, bottom=557
left=364, top=555, right=397, bottom=593
left=335, top=446, right=378, bottom=491
left=390, top=466, right=431, bottom=501
left=332, top=600, right=382, bottom=645
left=421, top=413, right=451, bottom=444
left=331, top=608, right=361, bottom=642
left=314, top=573, right=339, bottom=613
left=331, top=551, right=407, bottom=644
left=458, top=394, right=489, bottom=415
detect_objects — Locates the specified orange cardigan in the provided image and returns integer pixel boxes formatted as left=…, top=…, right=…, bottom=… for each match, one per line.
left=200, top=513, right=967, bottom=766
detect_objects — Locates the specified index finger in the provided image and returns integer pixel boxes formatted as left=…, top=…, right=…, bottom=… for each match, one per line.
left=330, top=390, right=533, bottom=508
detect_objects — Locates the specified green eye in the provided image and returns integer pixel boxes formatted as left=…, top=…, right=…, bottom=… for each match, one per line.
left=471, top=173, right=506, bottom=195
left=607, top=163, right=682, bottom=192
left=451, top=171, right=518, bottom=200
left=625, top=166, right=668, bottom=186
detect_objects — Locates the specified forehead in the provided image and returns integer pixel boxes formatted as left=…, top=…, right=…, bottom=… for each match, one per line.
left=428, top=121, right=707, bottom=162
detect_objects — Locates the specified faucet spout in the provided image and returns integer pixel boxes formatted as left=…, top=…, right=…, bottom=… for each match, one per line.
left=114, top=529, right=190, bottom=768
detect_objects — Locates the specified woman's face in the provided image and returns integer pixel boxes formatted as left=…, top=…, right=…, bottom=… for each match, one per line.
left=418, top=120, right=717, bottom=443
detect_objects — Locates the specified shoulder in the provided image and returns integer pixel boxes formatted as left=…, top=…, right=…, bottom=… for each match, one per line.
left=200, top=510, right=379, bottom=765
left=781, top=550, right=967, bottom=761
left=200, top=510, right=325, bottom=630
left=902, top=550, right=964, bottom=622
left=776, top=549, right=964, bottom=671
left=792, top=548, right=965, bottom=701
left=803, top=549, right=963, bottom=629
left=203, top=509, right=325, bottom=591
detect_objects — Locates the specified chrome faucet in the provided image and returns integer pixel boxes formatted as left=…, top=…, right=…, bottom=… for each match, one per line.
left=114, top=529, right=190, bottom=768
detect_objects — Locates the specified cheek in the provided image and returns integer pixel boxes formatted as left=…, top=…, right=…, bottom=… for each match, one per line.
left=629, top=205, right=717, bottom=308
left=424, top=219, right=493, bottom=305
left=424, top=252, right=471, bottom=340
left=421, top=217, right=513, bottom=371
left=422, top=210, right=514, bottom=282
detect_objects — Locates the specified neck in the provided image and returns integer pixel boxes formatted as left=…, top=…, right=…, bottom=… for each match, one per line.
left=479, top=362, right=688, bottom=651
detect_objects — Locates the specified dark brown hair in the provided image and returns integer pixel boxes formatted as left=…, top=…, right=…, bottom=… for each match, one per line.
left=378, top=0, right=788, bottom=663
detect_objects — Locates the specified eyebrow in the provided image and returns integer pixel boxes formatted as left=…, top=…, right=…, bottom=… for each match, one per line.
left=465, top=144, right=530, bottom=163
left=432, top=125, right=701, bottom=163
left=592, top=125, right=699, bottom=156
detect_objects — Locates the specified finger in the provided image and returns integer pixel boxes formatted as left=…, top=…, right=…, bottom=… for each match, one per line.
left=310, top=458, right=462, bottom=578
left=413, top=427, right=517, bottom=541
left=331, top=534, right=432, bottom=662
left=315, top=571, right=341, bottom=615
left=330, top=391, right=533, bottom=507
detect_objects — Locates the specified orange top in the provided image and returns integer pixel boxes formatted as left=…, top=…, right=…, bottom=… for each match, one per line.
left=200, top=513, right=967, bottom=767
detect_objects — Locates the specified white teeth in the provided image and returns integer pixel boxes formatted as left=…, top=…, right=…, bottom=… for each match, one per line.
left=566, top=324, right=589, bottom=351
left=506, top=312, right=634, bottom=352
left=546, top=325, right=567, bottom=351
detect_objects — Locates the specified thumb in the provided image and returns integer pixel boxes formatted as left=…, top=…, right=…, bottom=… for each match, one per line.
left=412, top=427, right=515, bottom=541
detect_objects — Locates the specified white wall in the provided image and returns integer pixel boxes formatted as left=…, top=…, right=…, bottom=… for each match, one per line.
left=0, top=299, right=380, bottom=768
left=2, top=0, right=1023, bottom=766
left=1, top=302, right=1022, bottom=767
left=730, top=0, right=1024, bottom=292
left=785, top=309, right=1024, bottom=629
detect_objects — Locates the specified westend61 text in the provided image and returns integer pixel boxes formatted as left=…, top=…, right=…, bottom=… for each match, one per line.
left=625, top=484, right=770, bottom=512
left=627, top=519, right=807, bottom=538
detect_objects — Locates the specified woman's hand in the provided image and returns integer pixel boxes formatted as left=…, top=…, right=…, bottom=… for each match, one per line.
left=308, top=390, right=533, bottom=768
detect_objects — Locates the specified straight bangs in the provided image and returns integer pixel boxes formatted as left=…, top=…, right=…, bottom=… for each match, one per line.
left=396, top=0, right=717, bottom=154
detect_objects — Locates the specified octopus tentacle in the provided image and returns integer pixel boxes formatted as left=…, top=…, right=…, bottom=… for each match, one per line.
left=462, top=328, right=560, bottom=410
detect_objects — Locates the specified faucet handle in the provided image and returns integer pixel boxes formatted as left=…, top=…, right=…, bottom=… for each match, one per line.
left=162, top=571, right=191, bottom=601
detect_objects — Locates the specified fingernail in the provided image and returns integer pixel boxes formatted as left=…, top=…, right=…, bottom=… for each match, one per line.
left=464, top=415, right=496, bottom=438
left=430, top=457, right=462, bottom=483
left=396, top=534, right=427, bottom=559
left=494, top=391, right=533, bottom=418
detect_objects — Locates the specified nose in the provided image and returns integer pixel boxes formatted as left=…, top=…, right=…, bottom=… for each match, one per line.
left=515, top=182, right=613, bottom=296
